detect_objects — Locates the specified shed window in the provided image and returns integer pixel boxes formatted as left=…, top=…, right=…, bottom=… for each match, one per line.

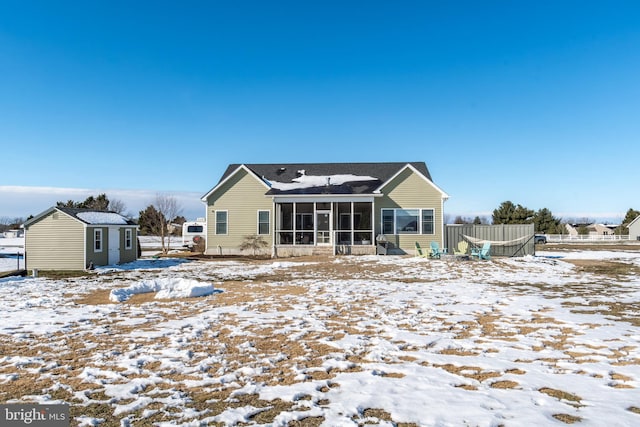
left=125, top=229, right=133, bottom=250
left=94, top=229, right=103, bottom=252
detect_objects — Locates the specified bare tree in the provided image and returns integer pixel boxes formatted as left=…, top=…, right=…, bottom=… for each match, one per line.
left=108, top=198, right=129, bottom=216
left=0, top=217, right=25, bottom=232
left=239, top=235, right=268, bottom=256
left=154, top=194, right=183, bottom=254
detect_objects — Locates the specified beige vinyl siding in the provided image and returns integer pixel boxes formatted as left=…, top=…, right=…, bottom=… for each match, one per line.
left=375, top=167, right=445, bottom=253
left=205, top=168, right=273, bottom=251
left=25, top=212, right=86, bottom=270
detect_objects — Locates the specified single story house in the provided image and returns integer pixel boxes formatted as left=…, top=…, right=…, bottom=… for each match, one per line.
left=24, top=207, right=138, bottom=270
left=628, top=215, right=640, bottom=241
left=566, top=223, right=618, bottom=236
left=201, top=162, right=449, bottom=256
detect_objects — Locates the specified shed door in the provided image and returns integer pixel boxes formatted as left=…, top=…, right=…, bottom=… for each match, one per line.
left=109, top=228, right=120, bottom=265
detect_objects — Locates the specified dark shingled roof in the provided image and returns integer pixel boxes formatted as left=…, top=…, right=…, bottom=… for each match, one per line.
left=218, top=162, right=432, bottom=196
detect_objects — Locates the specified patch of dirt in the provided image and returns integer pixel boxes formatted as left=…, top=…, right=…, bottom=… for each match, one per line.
left=552, top=413, right=583, bottom=424
left=539, top=388, right=582, bottom=405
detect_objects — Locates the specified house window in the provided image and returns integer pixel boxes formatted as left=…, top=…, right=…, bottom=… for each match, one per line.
left=125, top=229, right=132, bottom=249
left=258, top=210, right=270, bottom=235
left=382, top=208, right=434, bottom=235
left=94, top=229, right=103, bottom=252
left=422, top=209, right=435, bottom=234
left=382, top=209, right=395, bottom=235
left=396, top=209, right=419, bottom=234
left=215, top=211, right=228, bottom=235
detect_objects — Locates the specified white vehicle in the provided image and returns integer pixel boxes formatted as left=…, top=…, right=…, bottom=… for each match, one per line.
left=182, top=218, right=206, bottom=248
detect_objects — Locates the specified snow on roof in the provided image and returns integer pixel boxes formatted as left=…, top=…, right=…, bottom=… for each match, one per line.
left=268, top=174, right=377, bottom=191
left=76, top=211, right=129, bottom=225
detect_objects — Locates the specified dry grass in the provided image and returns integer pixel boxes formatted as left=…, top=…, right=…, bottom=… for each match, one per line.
left=552, top=413, right=583, bottom=424
left=2, top=250, right=639, bottom=425
left=539, top=388, right=583, bottom=404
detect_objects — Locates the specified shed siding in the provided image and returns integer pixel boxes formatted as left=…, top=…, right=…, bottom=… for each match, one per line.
left=26, top=212, right=85, bottom=270
left=205, top=169, right=273, bottom=254
left=86, top=227, right=108, bottom=266
left=119, top=228, right=138, bottom=264
left=375, top=167, right=445, bottom=254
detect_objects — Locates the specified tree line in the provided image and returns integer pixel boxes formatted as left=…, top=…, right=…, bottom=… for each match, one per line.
left=452, top=201, right=639, bottom=235
left=5, top=195, right=639, bottom=243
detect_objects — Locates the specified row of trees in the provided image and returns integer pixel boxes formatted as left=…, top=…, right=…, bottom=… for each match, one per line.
left=452, top=201, right=639, bottom=235
left=0, top=217, right=25, bottom=233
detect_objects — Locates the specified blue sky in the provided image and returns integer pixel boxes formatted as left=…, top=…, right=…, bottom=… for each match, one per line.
left=1, top=1, right=639, bottom=222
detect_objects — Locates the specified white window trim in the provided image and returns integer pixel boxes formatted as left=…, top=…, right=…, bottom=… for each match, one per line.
left=125, top=228, right=133, bottom=250
left=257, top=210, right=270, bottom=235
left=215, top=210, right=228, bottom=235
left=94, top=229, right=103, bottom=252
left=421, top=208, right=435, bottom=235
left=381, top=208, right=436, bottom=235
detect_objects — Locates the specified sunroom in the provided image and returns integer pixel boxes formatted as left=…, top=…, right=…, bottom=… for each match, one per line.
left=273, top=198, right=375, bottom=254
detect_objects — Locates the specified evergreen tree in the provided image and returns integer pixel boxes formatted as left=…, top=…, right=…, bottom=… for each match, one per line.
left=56, top=193, right=110, bottom=211
left=492, top=201, right=534, bottom=224
left=622, top=208, right=640, bottom=226
left=577, top=224, right=590, bottom=235
left=616, top=208, right=640, bottom=235
left=138, top=205, right=165, bottom=236
left=532, top=208, right=562, bottom=234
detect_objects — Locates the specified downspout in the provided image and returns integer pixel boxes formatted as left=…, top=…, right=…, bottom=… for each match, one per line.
left=83, top=224, right=88, bottom=270
left=271, top=197, right=277, bottom=258
left=441, top=196, right=447, bottom=248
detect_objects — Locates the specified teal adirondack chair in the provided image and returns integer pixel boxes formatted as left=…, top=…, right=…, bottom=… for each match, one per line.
left=471, top=242, right=491, bottom=260
left=429, top=241, right=447, bottom=259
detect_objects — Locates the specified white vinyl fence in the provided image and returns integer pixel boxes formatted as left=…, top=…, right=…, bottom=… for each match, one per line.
left=546, top=234, right=635, bottom=242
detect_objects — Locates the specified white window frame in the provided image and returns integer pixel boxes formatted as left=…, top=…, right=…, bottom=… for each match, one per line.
left=381, top=208, right=436, bottom=235
left=94, top=229, right=103, bottom=252
left=421, top=209, right=435, bottom=235
left=215, top=210, right=228, bottom=235
left=257, top=210, right=270, bottom=235
left=125, top=228, right=133, bottom=250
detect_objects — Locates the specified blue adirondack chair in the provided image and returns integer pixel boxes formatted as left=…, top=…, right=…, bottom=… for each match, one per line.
left=471, top=242, right=491, bottom=260
left=429, top=241, right=447, bottom=259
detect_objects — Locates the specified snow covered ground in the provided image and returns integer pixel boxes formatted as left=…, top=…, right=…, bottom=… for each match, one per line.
left=1, top=251, right=640, bottom=426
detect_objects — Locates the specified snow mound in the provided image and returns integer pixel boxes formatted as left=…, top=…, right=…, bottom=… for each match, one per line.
left=109, top=278, right=215, bottom=302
